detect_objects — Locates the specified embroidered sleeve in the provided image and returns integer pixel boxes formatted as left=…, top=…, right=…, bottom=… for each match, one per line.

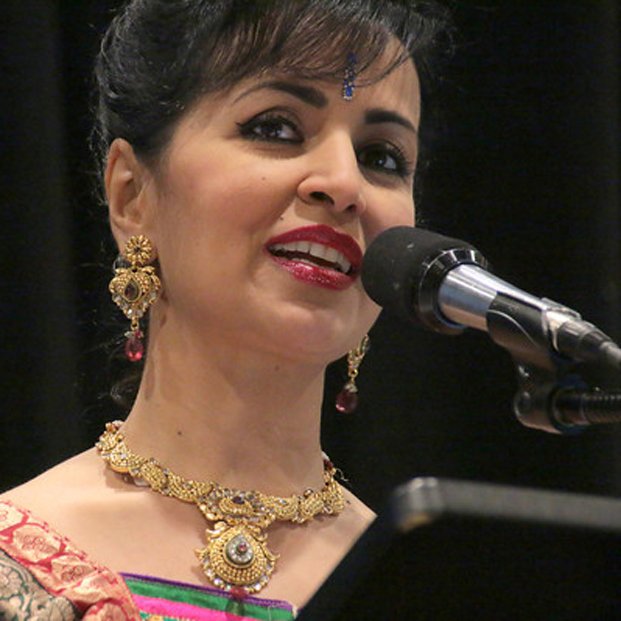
left=0, top=549, right=78, bottom=620
left=0, top=501, right=139, bottom=620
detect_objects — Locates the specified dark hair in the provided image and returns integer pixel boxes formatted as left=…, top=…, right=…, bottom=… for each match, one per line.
left=92, top=0, right=451, bottom=179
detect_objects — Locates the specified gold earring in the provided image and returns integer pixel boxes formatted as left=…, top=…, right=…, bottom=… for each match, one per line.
left=109, top=235, right=161, bottom=362
left=336, top=335, right=370, bottom=413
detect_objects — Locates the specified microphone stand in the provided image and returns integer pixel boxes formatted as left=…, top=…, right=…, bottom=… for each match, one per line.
left=513, top=364, right=621, bottom=434
left=484, top=293, right=621, bottom=434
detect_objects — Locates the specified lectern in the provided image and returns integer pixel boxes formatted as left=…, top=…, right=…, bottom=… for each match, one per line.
left=298, top=478, right=621, bottom=620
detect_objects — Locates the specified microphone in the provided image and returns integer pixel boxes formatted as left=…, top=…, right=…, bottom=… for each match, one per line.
left=361, top=226, right=621, bottom=370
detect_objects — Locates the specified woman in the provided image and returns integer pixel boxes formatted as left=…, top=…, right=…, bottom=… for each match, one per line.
left=0, top=0, right=446, bottom=618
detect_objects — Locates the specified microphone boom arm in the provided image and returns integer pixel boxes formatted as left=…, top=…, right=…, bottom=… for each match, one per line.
left=485, top=293, right=621, bottom=433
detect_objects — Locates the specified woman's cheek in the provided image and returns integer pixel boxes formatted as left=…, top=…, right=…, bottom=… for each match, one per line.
left=365, top=200, right=415, bottom=246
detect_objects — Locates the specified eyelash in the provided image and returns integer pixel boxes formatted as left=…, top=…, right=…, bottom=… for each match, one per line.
left=358, top=143, right=414, bottom=179
left=237, top=111, right=414, bottom=179
left=237, top=112, right=302, bottom=144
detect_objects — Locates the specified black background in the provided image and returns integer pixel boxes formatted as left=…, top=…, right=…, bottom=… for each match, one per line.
left=1, top=1, right=619, bottom=508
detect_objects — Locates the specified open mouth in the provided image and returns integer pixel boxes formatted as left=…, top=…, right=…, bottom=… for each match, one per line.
left=268, top=241, right=354, bottom=276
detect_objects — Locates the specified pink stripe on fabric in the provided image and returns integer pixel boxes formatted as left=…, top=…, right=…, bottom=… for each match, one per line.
left=133, top=593, right=257, bottom=621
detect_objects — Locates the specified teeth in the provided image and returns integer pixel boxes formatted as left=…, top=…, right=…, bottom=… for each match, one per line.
left=324, top=247, right=339, bottom=264
left=270, top=241, right=353, bottom=274
left=309, top=242, right=328, bottom=261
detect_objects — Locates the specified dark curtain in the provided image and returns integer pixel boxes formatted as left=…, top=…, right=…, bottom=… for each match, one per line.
left=1, top=1, right=619, bottom=507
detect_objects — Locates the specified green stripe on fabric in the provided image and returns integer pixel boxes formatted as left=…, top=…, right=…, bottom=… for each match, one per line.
left=0, top=549, right=79, bottom=620
left=125, top=576, right=294, bottom=621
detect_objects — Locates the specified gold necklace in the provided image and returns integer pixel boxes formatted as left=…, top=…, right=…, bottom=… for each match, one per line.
left=96, top=421, right=345, bottom=595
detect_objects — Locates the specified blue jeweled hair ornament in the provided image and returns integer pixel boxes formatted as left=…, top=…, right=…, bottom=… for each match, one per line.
left=342, top=52, right=358, bottom=101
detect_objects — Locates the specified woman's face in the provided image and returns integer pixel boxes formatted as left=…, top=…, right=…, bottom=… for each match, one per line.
left=138, top=57, right=420, bottom=363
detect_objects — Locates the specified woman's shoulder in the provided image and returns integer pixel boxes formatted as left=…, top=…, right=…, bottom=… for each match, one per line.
left=0, top=449, right=121, bottom=539
left=0, top=452, right=138, bottom=619
left=0, top=449, right=104, bottom=500
left=1, top=448, right=107, bottom=510
left=338, top=485, right=376, bottom=538
left=0, top=449, right=135, bottom=576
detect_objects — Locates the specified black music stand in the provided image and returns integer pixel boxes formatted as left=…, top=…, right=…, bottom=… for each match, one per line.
left=298, top=478, right=621, bottom=620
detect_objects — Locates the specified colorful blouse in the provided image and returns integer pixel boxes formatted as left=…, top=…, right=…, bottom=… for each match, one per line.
left=0, top=501, right=296, bottom=620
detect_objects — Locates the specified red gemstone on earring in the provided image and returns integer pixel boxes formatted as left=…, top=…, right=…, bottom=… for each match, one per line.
left=336, top=387, right=358, bottom=414
left=125, top=331, right=144, bottom=362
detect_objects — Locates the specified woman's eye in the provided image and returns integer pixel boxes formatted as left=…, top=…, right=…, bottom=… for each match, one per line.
left=358, top=145, right=413, bottom=178
left=238, top=113, right=302, bottom=143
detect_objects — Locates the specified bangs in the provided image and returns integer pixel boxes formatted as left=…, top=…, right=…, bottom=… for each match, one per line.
left=194, top=1, right=444, bottom=93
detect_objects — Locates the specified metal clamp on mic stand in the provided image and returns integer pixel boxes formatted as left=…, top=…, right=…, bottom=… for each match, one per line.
left=486, top=292, right=621, bottom=434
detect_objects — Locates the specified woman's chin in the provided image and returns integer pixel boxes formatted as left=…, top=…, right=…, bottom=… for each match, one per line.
left=259, top=312, right=375, bottom=365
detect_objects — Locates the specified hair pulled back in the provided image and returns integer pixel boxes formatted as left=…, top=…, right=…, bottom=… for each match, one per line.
left=92, top=0, right=450, bottom=180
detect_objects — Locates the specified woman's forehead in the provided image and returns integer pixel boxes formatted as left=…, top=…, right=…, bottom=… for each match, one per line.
left=178, top=61, right=420, bottom=143
left=218, top=40, right=417, bottom=100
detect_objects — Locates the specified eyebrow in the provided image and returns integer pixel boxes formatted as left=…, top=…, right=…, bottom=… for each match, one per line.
left=365, top=109, right=418, bottom=135
left=234, top=80, right=417, bottom=134
left=234, top=80, right=328, bottom=108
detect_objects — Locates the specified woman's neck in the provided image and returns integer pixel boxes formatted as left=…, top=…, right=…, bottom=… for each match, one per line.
left=120, top=326, right=329, bottom=497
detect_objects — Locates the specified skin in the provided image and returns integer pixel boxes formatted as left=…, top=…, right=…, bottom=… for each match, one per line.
left=2, top=54, right=420, bottom=609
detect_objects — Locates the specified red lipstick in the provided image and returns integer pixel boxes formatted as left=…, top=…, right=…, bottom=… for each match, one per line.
left=265, top=224, right=363, bottom=291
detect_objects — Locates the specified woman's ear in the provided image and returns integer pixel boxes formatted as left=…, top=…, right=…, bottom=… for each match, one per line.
left=105, top=138, right=155, bottom=250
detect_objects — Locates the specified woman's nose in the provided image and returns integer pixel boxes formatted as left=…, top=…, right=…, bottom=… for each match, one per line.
left=297, top=133, right=367, bottom=215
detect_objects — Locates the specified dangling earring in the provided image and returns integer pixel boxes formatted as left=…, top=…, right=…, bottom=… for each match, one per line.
left=109, top=235, right=161, bottom=362
left=336, top=335, right=370, bottom=413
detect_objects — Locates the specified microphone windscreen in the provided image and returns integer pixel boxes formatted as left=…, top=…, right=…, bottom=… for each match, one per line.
left=361, top=226, right=477, bottom=323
